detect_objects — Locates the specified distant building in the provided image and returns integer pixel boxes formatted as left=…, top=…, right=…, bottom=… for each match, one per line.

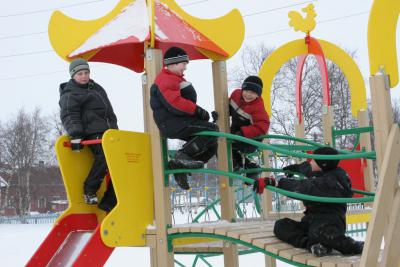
left=0, top=166, right=67, bottom=216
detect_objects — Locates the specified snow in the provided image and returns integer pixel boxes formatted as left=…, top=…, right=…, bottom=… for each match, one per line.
left=70, top=0, right=149, bottom=57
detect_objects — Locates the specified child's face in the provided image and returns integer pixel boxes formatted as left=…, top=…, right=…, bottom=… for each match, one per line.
left=242, top=90, right=258, bottom=102
left=167, top=62, right=188, bottom=76
left=73, top=70, right=90, bottom=85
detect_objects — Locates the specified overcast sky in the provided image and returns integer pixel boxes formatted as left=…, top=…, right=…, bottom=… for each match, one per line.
left=0, top=0, right=399, bottom=132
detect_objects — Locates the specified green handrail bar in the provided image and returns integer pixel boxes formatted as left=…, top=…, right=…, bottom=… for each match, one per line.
left=331, top=126, right=374, bottom=150
left=195, top=132, right=376, bottom=160
left=168, top=233, right=312, bottom=267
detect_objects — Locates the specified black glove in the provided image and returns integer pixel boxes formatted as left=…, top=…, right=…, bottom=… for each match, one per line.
left=211, top=111, right=219, bottom=123
left=195, top=106, right=210, bottom=121
left=283, top=161, right=311, bottom=177
left=252, top=177, right=276, bottom=194
left=70, top=138, right=83, bottom=152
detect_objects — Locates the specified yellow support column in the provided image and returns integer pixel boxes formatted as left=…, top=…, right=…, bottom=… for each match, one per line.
left=212, top=61, right=239, bottom=267
left=143, top=48, right=174, bottom=267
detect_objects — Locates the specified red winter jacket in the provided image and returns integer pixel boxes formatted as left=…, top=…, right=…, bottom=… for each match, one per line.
left=150, top=68, right=198, bottom=136
left=229, top=89, right=270, bottom=138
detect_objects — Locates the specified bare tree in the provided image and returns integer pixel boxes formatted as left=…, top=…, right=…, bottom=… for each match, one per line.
left=0, top=108, right=50, bottom=216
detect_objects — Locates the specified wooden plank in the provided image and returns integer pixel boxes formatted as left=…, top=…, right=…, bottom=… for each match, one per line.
left=292, top=252, right=320, bottom=265
left=265, top=242, right=294, bottom=254
left=252, top=237, right=281, bottom=249
left=239, top=231, right=276, bottom=244
left=279, top=248, right=309, bottom=260
left=360, top=125, right=400, bottom=267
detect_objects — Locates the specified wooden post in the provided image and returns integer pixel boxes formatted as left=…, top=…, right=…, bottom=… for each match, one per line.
left=322, top=105, right=334, bottom=145
left=212, top=61, right=239, bottom=267
left=359, top=124, right=400, bottom=267
left=369, top=74, right=394, bottom=168
left=143, top=48, right=174, bottom=267
left=357, top=109, right=375, bottom=192
left=380, top=187, right=400, bottom=267
left=261, top=143, right=277, bottom=267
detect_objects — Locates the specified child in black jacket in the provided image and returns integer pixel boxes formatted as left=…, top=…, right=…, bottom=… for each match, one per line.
left=273, top=147, right=364, bottom=257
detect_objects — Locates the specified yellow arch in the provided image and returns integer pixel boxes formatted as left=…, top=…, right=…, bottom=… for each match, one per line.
left=368, top=0, right=400, bottom=88
left=259, top=39, right=367, bottom=118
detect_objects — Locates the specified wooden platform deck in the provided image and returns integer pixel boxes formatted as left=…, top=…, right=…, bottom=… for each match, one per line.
left=164, top=220, right=364, bottom=267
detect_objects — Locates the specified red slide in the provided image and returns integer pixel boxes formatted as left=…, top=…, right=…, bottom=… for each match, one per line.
left=26, top=214, right=114, bottom=267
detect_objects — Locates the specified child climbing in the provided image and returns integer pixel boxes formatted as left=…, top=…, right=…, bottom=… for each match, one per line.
left=229, top=75, right=270, bottom=182
left=150, top=46, right=219, bottom=190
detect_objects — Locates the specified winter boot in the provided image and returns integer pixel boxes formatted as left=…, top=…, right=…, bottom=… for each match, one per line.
left=173, top=173, right=191, bottom=190
left=84, top=192, right=98, bottom=205
left=169, top=150, right=204, bottom=169
left=351, top=241, right=364, bottom=255
left=98, top=187, right=117, bottom=212
left=244, top=158, right=261, bottom=185
left=310, top=243, right=332, bottom=257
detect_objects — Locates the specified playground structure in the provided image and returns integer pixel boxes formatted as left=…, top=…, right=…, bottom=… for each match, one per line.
left=26, top=0, right=400, bottom=267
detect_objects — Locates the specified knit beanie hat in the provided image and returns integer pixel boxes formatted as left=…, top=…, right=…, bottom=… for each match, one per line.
left=242, top=76, right=263, bottom=96
left=164, top=47, right=189, bottom=65
left=313, top=147, right=340, bottom=171
left=69, top=58, right=90, bottom=78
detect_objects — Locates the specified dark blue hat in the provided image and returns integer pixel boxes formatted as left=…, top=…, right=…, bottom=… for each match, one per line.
left=242, top=76, right=263, bottom=96
left=314, top=147, right=339, bottom=171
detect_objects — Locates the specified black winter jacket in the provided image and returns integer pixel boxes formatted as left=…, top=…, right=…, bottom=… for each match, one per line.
left=278, top=166, right=353, bottom=219
left=59, top=79, right=118, bottom=139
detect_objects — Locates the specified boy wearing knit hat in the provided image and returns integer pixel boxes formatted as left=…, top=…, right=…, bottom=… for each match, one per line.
left=229, top=75, right=270, bottom=183
left=150, top=47, right=219, bottom=190
left=270, top=147, right=364, bottom=257
left=59, top=58, right=118, bottom=212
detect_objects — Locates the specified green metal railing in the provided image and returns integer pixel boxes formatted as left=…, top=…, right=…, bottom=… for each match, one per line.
left=331, top=126, right=374, bottom=151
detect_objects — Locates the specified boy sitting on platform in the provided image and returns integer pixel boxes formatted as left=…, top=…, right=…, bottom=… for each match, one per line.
left=254, top=147, right=364, bottom=257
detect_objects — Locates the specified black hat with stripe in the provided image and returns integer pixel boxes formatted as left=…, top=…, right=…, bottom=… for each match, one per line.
left=164, top=47, right=189, bottom=65
left=242, top=76, right=263, bottom=96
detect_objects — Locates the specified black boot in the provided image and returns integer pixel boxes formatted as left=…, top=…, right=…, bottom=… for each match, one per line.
left=244, top=158, right=261, bottom=185
left=310, top=243, right=332, bottom=257
left=169, top=150, right=204, bottom=169
left=98, top=184, right=117, bottom=212
left=173, top=173, right=191, bottom=190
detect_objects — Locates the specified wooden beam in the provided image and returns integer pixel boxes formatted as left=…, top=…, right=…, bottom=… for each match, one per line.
left=212, top=60, right=239, bottom=267
left=322, top=105, right=334, bottom=145
left=369, top=74, right=394, bottom=168
left=357, top=109, right=375, bottom=192
left=359, top=124, right=400, bottom=267
left=380, top=186, right=400, bottom=267
left=143, top=48, right=174, bottom=267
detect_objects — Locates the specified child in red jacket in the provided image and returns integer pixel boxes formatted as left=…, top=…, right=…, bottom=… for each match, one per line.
left=229, top=76, right=270, bottom=181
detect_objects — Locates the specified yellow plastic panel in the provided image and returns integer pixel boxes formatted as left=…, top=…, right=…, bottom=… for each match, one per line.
left=54, top=136, right=107, bottom=223
left=161, top=0, right=245, bottom=60
left=48, top=0, right=133, bottom=61
left=100, top=130, right=154, bottom=247
left=346, top=212, right=371, bottom=224
left=259, top=39, right=367, bottom=118
left=368, top=0, right=400, bottom=87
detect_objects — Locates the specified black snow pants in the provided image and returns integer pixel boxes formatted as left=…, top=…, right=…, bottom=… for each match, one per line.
left=273, top=213, right=362, bottom=255
left=83, top=136, right=113, bottom=195
left=172, top=120, right=219, bottom=163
